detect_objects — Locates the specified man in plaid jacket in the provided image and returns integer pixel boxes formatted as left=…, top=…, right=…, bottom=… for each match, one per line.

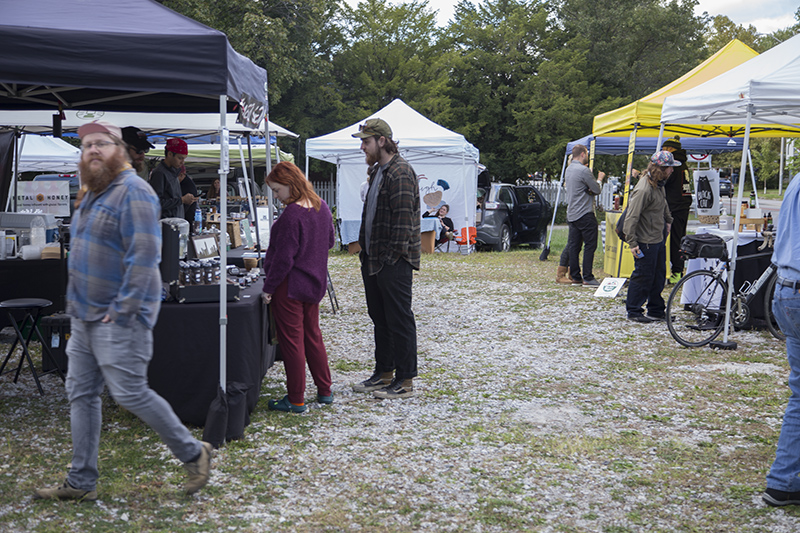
left=352, top=118, right=420, bottom=400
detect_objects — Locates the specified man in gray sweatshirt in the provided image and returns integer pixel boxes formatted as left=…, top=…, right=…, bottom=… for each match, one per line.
left=565, top=144, right=605, bottom=286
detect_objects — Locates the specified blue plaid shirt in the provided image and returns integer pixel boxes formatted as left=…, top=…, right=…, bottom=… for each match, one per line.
left=67, top=167, right=163, bottom=329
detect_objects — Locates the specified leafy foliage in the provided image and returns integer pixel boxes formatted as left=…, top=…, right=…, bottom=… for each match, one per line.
left=158, top=0, right=798, bottom=180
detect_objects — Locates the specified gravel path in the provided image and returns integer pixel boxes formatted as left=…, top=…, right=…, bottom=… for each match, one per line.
left=1, top=250, right=798, bottom=531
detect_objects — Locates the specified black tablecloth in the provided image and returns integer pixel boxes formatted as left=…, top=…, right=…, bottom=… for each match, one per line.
left=0, top=258, right=67, bottom=329
left=149, top=283, right=275, bottom=426
left=734, top=241, right=773, bottom=320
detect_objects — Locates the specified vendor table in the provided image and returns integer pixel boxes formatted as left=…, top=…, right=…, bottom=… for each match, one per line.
left=0, top=258, right=67, bottom=329
left=149, top=282, right=275, bottom=426
left=420, top=217, right=442, bottom=254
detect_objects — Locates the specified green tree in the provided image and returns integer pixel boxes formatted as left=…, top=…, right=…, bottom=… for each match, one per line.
left=332, top=0, right=448, bottom=125
left=553, top=0, right=708, bottom=102
left=511, top=35, right=620, bottom=179
left=704, top=15, right=761, bottom=53
left=161, top=0, right=336, bottom=107
left=442, top=0, right=550, bottom=181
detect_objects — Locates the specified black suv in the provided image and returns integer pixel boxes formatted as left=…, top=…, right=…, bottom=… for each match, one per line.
left=476, top=177, right=552, bottom=252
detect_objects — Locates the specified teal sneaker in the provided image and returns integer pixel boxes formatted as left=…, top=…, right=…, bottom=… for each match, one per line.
left=268, top=396, right=307, bottom=413
left=317, top=393, right=334, bottom=405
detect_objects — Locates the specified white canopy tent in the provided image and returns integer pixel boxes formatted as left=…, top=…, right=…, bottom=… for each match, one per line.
left=305, top=99, right=480, bottom=244
left=17, top=134, right=80, bottom=173
left=661, top=32, right=800, bottom=348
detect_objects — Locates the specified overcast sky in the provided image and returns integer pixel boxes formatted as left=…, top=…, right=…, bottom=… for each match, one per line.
left=344, top=0, right=798, bottom=34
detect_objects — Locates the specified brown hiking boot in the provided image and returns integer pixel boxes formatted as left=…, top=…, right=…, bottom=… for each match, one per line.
left=184, top=441, right=213, bottom=495
left=33, top=480, right=97, bottom=502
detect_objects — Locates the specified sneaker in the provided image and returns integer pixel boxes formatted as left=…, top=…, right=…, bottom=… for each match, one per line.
left=33, top=480, right=97, bottom=502
left=268, top=396, right=307, bottom=413
left=669, top=272, right=683, bottom=284
left=184, top=441, right=213, bottom=495
left=570, top=278, right=583, bottom=286
left=373, top=378, right=415, bottom=399
left=352, top=371, right=393, bottom=393
left=317, top=393, right=334, bottom=405
left=648, top=315, right=667, bottom=322
left=628, top=315, right=654, bottom=323
left=582, top=279, right=601, bottom=287
left=763, top=487, right=800, bottom=507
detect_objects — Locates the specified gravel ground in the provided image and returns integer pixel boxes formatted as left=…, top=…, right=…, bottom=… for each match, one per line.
left=1, top=249, right=799, bottom=531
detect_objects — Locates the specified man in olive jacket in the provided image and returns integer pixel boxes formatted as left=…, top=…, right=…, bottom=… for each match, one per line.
left=353, top=118, right=420, bottom=400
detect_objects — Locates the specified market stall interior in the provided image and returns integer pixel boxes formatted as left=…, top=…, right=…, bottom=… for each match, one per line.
left=0, top=0, right=275, bottom=438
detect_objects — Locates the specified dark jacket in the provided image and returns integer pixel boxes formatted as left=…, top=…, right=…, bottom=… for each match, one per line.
left=358, top=153, right=421, bottom=275
left=150, top=161, right=183, bottom=219
left=664, top=149, right=692, bottom=212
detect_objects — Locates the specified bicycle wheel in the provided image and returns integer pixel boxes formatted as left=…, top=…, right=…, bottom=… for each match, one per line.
left=764, top=274, right=786, bottom=342
left=666, top=270, right=728, bottom=347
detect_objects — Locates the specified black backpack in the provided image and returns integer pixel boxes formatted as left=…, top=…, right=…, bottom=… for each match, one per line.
left=615, top=209, right=627, bottom=241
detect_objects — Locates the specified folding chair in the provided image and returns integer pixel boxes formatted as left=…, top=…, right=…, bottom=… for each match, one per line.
left=454, top=227, right=477, bottom=254
left=327, top=271, right=340, bottom=314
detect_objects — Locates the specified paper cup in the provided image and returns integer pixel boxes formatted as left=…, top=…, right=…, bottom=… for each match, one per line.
left=243, top=258, right=258, bottom=271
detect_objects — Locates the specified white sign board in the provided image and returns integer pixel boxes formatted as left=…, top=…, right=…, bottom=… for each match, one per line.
left=594, top=277, right=626, bottom=298
left=16, top=181, right=71, bottom=217
left=694, top=169, right=720, bottom=217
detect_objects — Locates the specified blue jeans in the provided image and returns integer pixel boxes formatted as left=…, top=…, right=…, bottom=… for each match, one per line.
left=65, top=318, right=202, bottom=491
left=625, top=241, right=666, bottom=318
left=767, top=285, right=800, bottom=491
left=361, top=258, right=418, bottom=380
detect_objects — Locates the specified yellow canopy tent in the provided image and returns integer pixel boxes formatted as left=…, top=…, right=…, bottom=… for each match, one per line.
left=592, top=40, right=760, bottom=278
left=593, top=39, right=759, bottom=138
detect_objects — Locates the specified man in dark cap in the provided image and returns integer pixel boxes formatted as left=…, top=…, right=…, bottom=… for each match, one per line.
left=149, top=137, right=196, bottom=219
left=121, top=126, right=154, bottom=174
left=351, top=118, right=420, bottom=400
left=661, top=136, right=692, bottom=284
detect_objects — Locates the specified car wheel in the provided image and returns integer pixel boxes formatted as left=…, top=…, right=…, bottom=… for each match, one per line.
left=493, top=225, right=511, bottom=252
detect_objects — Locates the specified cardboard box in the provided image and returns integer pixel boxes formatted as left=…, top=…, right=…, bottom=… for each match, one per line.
left=205, top=219, right=242, bottom=248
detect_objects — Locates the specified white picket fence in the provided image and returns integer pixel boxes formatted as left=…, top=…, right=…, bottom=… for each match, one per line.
left=312, top=181, right=335, bottom=210
left=532, top=181, right=615, bottom=211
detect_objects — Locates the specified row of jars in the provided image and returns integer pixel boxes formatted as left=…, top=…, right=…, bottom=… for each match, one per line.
left=179, top=260, right=221, bottom=286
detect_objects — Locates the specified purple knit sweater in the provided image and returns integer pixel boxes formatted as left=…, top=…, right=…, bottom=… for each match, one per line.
left=262, top=199, right=335, bottom=303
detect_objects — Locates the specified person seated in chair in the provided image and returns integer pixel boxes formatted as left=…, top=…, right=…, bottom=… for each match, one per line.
left=423, top=204, right=455, bottom=245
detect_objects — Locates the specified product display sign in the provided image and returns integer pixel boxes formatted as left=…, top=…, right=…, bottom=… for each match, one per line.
left=15, top=181, right=70, bottom=216
left=694, top=169, right=720, bottom=217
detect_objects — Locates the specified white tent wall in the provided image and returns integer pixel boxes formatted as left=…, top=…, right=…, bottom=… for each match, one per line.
left=306, top=99, right=480, bottom=245
left=336, top=157, right=478, bottom=244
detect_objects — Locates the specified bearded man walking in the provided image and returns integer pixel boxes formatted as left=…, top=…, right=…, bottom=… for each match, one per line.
left=34, top=121, right=211, bottom=502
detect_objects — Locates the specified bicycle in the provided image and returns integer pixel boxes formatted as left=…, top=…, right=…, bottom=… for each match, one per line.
left=665, top=232, right=785, bottom=348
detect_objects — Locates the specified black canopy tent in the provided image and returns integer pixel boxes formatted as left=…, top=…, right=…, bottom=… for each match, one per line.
left=0, top=0, right=269, bottom=437
left=0, top=0, right=266, bottom=117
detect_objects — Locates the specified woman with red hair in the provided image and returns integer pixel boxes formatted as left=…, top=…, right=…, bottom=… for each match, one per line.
left=262, top=162, right=335, bottom=412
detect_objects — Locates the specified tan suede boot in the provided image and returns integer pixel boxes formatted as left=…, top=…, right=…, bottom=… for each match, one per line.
left=556, top=266, right=573, bottom=284
left=556, top=265, right=568, bottom=283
